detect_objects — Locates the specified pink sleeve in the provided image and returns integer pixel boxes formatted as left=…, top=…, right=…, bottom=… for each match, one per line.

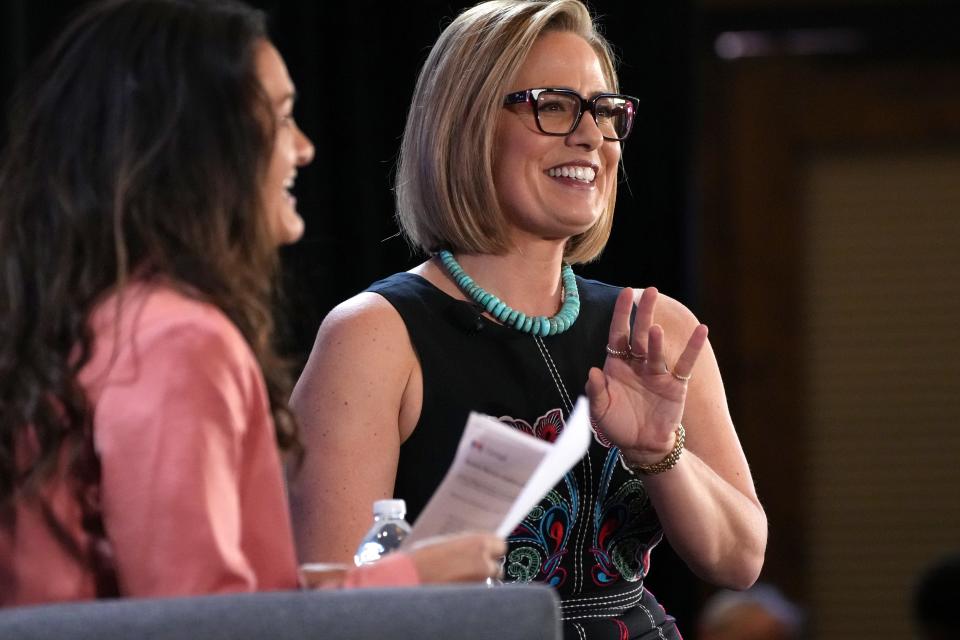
left=93, top=318, right=269, bottom=596
left=304, top=553, right=421, bottom=590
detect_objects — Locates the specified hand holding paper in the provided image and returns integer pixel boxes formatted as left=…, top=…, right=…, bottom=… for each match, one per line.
left=403, top=397, right=592, bottom=545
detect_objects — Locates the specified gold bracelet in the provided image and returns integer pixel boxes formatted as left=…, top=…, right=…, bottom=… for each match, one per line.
left=620, top=424, right=685, bottom=475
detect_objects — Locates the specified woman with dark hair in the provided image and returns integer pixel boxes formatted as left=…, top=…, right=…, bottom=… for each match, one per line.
left=291, top=1, right=767, bottom=638
left=0, top=0, right=502, bottom=605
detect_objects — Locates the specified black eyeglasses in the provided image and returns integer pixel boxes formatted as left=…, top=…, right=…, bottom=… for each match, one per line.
left=503, top=88, right=639, bottom=142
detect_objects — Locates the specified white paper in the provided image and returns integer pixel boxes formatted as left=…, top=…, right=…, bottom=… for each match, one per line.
left=403, top=396, right=592, bottom=545
left=495, top=396, right=592, bottom=537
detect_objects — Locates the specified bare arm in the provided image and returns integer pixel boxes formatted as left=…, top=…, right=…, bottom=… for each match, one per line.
left=642, top=308, right=766, bottom=589
left=585, top=287, right=767, bottom=589
left=289, top=292, right=419, bottom=564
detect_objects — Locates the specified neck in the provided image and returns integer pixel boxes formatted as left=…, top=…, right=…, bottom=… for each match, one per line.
left=454, top=243, right=566, bottom=318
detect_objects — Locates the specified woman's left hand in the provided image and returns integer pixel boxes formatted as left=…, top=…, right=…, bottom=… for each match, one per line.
left=585, top=286, right=708, bottom=464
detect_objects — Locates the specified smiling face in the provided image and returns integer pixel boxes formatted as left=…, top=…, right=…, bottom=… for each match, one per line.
left=255, top=40, right=314, bottom=245
left=492, top=30, right=620, bottom=247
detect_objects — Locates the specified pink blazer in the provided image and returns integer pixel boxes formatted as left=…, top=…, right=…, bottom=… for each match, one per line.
left=1, top=281, right=417, bottom=606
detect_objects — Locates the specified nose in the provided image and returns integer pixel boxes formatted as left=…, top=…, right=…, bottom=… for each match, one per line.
left=565, top=108, right=604, bottom=151
left=294, top=124, right=315, bottom=167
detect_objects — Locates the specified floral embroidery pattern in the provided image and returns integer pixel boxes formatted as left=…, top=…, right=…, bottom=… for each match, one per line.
left=502, top=410, right=577, bottom=588
left=590, top=420, right=614, bottom=448
left=503, top=408, right=564, bottom=443
left=509, top=482, right=577, bottom=587
left=590, top=448, right=661, bottom=586
left=501, top=408, right=660, bottom=596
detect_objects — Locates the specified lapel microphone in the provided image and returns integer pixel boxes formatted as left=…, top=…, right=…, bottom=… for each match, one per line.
left=447, top=301, right=485, bottom=335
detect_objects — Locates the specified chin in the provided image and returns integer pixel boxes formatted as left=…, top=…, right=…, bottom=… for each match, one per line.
left=273, top=209, right=305, bottom=245
left=559, top=209, right=604, bottom=234
left=280, top=223, right=305, bottom=245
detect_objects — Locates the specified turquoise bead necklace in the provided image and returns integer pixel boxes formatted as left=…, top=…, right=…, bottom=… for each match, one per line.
left=436, top=249, right=580, bottom=336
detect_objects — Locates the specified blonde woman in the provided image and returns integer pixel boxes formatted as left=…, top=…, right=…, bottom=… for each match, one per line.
left=291, top=1, right=766, bottom=637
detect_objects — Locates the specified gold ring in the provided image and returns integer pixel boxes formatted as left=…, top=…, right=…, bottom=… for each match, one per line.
left=605, top=345, right=630, bottom=360
left=628, top=345, right=647, bottom=361
left=670, top=369, right=691, bottom=382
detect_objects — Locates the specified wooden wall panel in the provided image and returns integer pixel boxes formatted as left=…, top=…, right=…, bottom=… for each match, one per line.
left=802, top=151, right=960, bottom=637
left=697, top=42, right=960, bottom=637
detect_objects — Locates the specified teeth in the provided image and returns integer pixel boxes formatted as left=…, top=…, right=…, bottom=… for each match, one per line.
left=548, top=166, right=596, bottom=182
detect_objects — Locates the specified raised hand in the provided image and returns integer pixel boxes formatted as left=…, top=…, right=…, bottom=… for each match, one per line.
left=585, top=287, right=708, bottom=465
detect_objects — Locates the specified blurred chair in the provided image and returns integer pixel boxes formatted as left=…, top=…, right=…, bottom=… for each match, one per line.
left=0, top=584, right=561, bottom=640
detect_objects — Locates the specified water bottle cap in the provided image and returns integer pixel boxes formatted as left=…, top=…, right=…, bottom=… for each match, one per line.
left=372, top=499, right=407, bottom=518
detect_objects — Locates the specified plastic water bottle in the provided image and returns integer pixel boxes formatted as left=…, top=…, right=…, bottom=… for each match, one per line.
left=353, top=499, right=412, bottom=566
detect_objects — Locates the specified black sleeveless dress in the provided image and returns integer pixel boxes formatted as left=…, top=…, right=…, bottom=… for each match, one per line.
left=368, top=272, right=681, bottom=640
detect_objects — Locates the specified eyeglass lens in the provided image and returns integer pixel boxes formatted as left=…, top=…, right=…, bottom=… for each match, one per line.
left=535, top=91, right=633, bottom=139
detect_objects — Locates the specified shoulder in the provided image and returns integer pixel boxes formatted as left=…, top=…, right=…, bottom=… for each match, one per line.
left=91, top=280, right=240, bottom=336
left=636, top=288, right=706, bottom=361
left=576, top=276, right=622, bottom=307
left=85, top=280, right=260, bottom=397
left=303, top=287, right=416, bottom=385
left=365, top=271, right=421, bottom=296
left=319, top=288, right=409, bottom=343
left=321, top=269, right=451, bottom=340
left=140, top=284, right=250, bottom=362
left=291, top=284, right=419, bottom=431
left=575, top=277, right=700, bottom=330
left=135, top=283, right=243, bottom=338
left=365, top=270, right=448, bottom=315
left=645, top=289, right=701, bottom=334
left=86, top=284, right=272, bottom=453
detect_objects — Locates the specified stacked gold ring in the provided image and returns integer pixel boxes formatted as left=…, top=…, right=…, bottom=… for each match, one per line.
left=605, top=345, right=630, bottom=359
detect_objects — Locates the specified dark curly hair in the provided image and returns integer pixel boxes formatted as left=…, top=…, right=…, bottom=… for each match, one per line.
left=0, top=0, right=301, bottom=507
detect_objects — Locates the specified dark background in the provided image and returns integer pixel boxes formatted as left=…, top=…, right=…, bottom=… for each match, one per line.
left=5, top=1, right=960, bottom=636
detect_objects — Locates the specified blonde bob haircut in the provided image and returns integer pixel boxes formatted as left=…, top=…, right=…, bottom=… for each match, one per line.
left=395, top=0, right=620, bottom=264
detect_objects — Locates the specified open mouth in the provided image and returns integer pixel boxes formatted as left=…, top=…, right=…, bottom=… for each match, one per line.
left=546, top=164, right=597, bottom=184
left=283, top=175, right=297, bottom=203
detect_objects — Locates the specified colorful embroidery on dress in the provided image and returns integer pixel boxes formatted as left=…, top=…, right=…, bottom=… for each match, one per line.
left=508, top=481, right=577, bottom=586
left=590, top=420, right=614, bottom=448
left=501, top=408, right=661, bottom=597
left=504, top=408, right=564, bottom=443
left=590, top=448, right=660, bottom=586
